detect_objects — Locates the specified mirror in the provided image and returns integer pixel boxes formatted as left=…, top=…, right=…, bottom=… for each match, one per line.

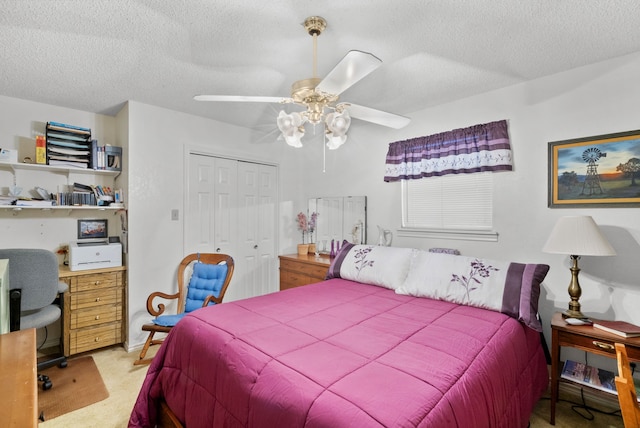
left=308, top=196, right=366, bottom=252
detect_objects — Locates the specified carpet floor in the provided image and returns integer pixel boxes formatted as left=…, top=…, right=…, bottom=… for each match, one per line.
left=38, top=345, right=625, bottom=427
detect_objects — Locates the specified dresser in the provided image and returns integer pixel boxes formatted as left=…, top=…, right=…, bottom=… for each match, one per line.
left=59, top=265, right=126, bottom=355
left=279, top=253, right=331, bottom=290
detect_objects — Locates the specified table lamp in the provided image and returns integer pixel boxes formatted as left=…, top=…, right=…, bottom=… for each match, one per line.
left=542, top=216, right=616, bottom=319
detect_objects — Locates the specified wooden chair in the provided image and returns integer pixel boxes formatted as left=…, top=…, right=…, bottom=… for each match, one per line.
left=615, top=343, right=640, bottom=428
left=134, top=253, right=234, bottom=365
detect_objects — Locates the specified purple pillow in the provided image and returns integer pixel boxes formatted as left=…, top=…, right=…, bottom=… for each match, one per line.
left=325, top=240, right=354, bottom=280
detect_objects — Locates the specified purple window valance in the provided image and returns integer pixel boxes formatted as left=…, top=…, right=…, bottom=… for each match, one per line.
left=384, top=119, right=513, bottom=182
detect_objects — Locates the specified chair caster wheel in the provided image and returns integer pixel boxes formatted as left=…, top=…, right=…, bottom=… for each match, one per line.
left=42, top=380, right=52, bottom=390
left=59, top=360, right=68, bottom=368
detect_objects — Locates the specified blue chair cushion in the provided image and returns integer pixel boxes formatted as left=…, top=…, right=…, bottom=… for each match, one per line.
left=184, top=262, right=228, bottom=313
left=152, top=261, right=228, bottom=328
left=152, top=313, right=186, bottom=327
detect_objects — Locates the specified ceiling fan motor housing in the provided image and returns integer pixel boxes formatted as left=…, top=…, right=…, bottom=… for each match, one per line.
left=291, top=77, right=338, bottom=124
left=304, top=16, right=327, bottom=36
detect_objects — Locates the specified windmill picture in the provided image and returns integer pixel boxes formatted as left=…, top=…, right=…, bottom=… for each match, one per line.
left=580, top=147, right=606, bottom=196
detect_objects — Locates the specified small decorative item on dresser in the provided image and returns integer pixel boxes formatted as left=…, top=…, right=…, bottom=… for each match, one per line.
left=296, top=211, right=318, bottom=254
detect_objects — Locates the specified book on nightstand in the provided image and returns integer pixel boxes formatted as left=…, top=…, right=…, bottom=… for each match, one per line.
left=561, top=360, right=640, bottom=401
left=561, top=360, right=617, bottom=395
left=592, top=320, right=640, bottom=338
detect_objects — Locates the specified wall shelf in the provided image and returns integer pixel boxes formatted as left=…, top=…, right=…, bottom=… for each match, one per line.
left=0, top=162, right=120, bottom=177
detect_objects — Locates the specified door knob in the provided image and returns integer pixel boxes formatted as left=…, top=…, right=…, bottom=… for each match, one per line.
left=216, top=248, right=221, bottom=252
left=254, top=245, right=258, bottom=249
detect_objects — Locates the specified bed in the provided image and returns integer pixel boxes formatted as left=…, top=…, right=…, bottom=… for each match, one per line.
left=130, top=246, right=550, bottom=428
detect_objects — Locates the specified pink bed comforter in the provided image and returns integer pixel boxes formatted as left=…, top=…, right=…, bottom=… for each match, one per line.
left=130, top=279, right=548, bottom=427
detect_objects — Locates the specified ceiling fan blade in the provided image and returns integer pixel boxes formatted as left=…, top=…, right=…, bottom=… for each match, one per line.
left=194, top=95, right=290, bottom=103
left=345, top=103, right=411, bottom=129
left=316, top=50, right=382, bottom=96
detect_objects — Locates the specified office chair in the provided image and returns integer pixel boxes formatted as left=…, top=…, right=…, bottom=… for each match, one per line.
left=0, top=248, right=68, bottom=390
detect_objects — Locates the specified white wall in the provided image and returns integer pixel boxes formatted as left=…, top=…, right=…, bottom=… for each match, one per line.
left=300, top=51, right=640, bottom=369
left=124, top=101, right=304, bottom=348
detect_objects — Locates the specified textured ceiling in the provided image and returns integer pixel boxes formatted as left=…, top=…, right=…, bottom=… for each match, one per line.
left=1, top=0, right=640, bottom=138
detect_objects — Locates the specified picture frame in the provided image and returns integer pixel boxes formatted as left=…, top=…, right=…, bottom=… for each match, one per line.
left=548, top=129, right=640, bottom=208
left=77, top=219, right=108, bottom=240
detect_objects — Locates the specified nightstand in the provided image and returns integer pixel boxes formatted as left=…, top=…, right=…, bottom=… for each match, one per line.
left=550, top=312, right=640, bottom=424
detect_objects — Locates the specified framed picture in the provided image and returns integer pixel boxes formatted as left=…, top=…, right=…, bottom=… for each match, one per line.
left=548, top=130, right=640, bottom=208
left=77, top=219, right=108, bottom=240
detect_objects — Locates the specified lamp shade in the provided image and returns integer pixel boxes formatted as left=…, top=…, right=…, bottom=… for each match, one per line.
left=542, top=216, right=616, bottom=256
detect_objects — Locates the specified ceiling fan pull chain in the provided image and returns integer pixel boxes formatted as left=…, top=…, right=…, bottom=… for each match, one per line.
left=323, top=132, right=327, bottom=173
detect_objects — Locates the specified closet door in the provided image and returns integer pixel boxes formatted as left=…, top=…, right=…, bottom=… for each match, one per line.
left=237, top=161, right=277, bottom=298
left=186, top=154, right=277, bottom=302
left=186, top=155, right=237, bottom=256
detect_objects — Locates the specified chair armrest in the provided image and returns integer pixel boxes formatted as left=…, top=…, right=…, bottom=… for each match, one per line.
left=58, top=281, right=69, bottom=294
left=146, top=291, right=180, bottom=317
left=202, top=294, right=224, bottom=307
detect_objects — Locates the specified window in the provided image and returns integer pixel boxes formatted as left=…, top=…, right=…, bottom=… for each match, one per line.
left=399, top=172, right=498, bottom=241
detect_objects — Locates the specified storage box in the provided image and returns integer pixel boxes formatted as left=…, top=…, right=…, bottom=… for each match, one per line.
left=69, top=242, right=122, bottom=271
left=0, top=148, right=18, bottom=163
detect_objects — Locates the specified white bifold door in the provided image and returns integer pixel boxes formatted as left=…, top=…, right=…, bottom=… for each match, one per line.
left=186, top=154, right=278, bottom=301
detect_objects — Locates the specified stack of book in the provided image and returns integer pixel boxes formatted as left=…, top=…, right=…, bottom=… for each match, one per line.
left=55, top=182, right=98, bottom=206
left=46, top=121, right=92, bottom=169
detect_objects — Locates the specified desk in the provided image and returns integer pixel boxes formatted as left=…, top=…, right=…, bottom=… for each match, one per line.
left=550, top=312, right=640, bottom=424
left=0, top=328, right=37, bottom=427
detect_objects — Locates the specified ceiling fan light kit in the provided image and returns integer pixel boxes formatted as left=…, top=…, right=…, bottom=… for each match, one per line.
left=195, top=16, right=410, bottom=150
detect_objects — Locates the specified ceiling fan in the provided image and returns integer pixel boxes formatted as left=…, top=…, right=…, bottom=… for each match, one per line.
left=194, top=16, right=410, bottom=149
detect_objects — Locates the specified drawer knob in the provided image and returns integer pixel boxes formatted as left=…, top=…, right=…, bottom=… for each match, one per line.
left=592, top=340, right=615, bottom=351
left=95, top=337, right=101, bottom=342
left=95, top=315, right=100, bottom=320
left=95, top=297, right=101, bottom=302
left=94, top=280, right=101, bottom=285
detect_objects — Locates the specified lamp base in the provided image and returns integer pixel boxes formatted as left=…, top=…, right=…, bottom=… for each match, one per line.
left=562, top=308, right=585, bottom=319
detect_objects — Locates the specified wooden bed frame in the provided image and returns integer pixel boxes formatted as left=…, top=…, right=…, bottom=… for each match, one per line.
left=158, top=400, right=182, bottom=428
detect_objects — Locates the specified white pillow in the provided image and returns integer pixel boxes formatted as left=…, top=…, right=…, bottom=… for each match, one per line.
left=325, top=244, right=414, bottom=290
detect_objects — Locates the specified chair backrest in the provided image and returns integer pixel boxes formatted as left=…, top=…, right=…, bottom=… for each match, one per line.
left=176, top=253, right=234, bottom=314
left=0, top=248, right=59, bottom=311
left=615, top=343, right=640, bottom=428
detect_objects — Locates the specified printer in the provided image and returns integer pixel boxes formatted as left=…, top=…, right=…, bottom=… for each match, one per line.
left=69, top=242, right=122, bottom=271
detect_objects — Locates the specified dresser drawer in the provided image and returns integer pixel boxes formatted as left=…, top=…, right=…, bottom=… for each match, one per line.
left=70, top=304, right=122, bottom=329
left=70, top=287, right=122, bottom=310
left=70, top=322, right=122, bottom=354
left=280, top=259, right=328, bottom=279
left=280, top=271, right=310, bottom=290
left=70, top=272, right=120, bottom=292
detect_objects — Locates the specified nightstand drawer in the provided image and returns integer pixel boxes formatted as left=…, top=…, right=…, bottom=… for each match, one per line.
left=557, top=330, right=640, bottom=360
left=70, top=288, right=122, bottom=310
left=70, top=305, right=122, bottom=329
left=70, top=272, right=120, bottom=292
left=70, top=322, right=122, bottom=354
